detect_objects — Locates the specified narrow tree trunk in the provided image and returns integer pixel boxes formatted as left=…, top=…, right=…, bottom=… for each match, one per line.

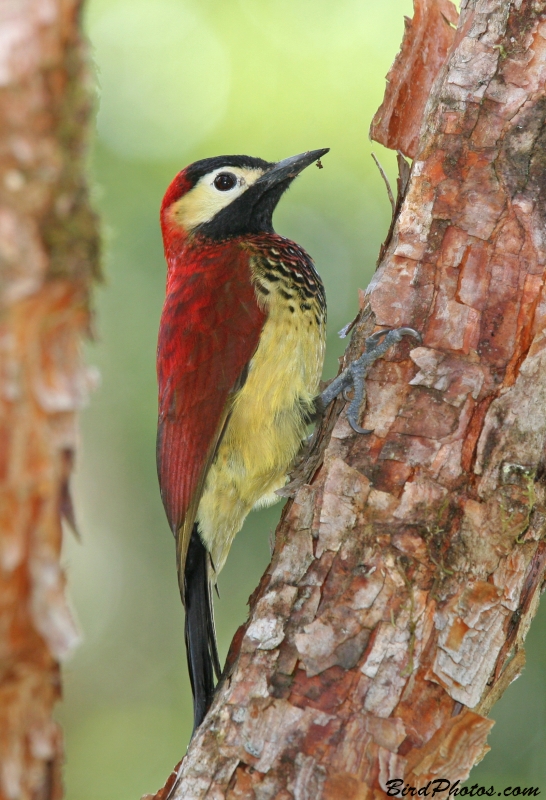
left=150, top=0, right=546, bottom=796
left=0, top=2, right=98, bottom=798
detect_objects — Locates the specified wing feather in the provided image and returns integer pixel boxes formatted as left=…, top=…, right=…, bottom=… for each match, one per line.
left=156, top=242, right=265, bottom=590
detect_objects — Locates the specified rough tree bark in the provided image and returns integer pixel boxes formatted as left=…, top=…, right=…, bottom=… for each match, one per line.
left=0, top=2, right=98, bottom=798
left=147, top=0, right=546, bottom=797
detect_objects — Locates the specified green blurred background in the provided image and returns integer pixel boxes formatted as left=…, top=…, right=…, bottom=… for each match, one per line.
left=58, top=0, right=546, bottom=797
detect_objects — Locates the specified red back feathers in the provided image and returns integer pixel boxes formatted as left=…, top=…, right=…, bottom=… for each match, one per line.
left=156, top=217, right=266, bottom=575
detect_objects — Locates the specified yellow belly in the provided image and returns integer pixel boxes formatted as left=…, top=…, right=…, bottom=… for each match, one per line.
left=196, top=298, right=325, bottom=575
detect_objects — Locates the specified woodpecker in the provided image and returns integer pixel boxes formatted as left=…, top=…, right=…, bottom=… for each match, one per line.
left=157, top=149, right=418, bottom=733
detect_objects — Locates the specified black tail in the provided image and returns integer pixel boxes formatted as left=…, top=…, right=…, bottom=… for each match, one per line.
left=184, top=524, right=221, bottom=733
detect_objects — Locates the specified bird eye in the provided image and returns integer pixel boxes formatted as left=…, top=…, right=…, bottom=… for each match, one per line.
left=213, top=172, right=237, bottom=191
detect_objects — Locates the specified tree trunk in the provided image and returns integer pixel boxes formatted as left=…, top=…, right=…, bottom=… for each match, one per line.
left=0, top=1, right=99, bottom=798
left=149, top=0, right=546, bottom=796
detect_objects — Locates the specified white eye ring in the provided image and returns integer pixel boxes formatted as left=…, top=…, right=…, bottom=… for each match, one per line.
left=213, top=172, right=238, bottom=192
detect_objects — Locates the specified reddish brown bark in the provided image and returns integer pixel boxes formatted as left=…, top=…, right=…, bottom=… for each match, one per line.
left=149, top=0, right=546, bottom=796
left=0, top=2, right=98, bottom=798
left=370, top=0, right=459, bottom=159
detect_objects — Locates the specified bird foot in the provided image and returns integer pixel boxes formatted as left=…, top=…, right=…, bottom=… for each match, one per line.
left=316, top=327, right=421, bottom=434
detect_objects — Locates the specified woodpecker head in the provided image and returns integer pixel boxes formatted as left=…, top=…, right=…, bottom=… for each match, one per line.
left=161, top=148, right=329, bottom=243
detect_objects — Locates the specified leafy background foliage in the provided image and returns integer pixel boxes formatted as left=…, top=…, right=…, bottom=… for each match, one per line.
left=59, top=0, right=546, bottom=796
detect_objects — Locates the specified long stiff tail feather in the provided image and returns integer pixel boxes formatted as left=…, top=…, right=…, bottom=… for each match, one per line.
left=184, top=524, right=221, bottom=733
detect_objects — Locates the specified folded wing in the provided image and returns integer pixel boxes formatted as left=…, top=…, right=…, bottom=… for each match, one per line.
left=156, top=242, right=266, bottom=590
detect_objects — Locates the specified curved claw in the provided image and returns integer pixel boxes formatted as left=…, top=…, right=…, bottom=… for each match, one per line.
left=391, top=326, right=422, bottom=343
left=364, top=328, right=392, bottom=349
left=347, top=417, right=374, bottom=435
left=365, top=326, right=421, bottom=350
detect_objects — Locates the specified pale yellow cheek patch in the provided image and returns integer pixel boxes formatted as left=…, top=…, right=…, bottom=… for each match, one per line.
left=170, top=166, right=264, bottom=232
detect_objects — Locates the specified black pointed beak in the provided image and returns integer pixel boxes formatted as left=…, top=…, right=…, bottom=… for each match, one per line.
left=256, top=148, right=330, bottom=190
